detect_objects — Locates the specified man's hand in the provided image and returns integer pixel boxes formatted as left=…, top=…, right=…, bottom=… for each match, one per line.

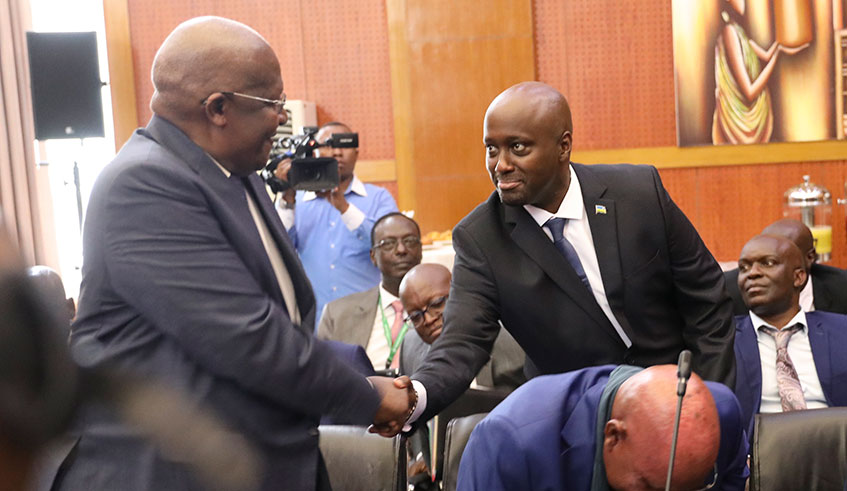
left=272, top=158, right=295, bottom=205
left=368, top=375, right=415, bottom=437
left=315, top=177, right=351, bottom=213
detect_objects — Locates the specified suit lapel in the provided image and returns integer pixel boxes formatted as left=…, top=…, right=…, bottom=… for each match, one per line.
left=504, top=204, right=613, bottom=335
left=349, top=287, right=379, bottom=348
left=245, top=173, right=317, bottom=325
left=736, top=317, right=764, bottom=413
left=573, top=164, right=634, bottom=340
left=806, top=313, right=833, bottom=404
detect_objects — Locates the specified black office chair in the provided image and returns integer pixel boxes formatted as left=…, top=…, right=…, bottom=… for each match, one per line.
left=318, top=425, right=406, bottom=491
left=750, top=407, right=847, bottom=491
left=430, top=388, right=510, bottom=483
left=441, top=412, right=488, bottom=491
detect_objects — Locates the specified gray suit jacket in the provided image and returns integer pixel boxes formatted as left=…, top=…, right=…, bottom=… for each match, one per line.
left=60, top=116, right=381, bottom=491
left=317, top=286, right=380, bottom=349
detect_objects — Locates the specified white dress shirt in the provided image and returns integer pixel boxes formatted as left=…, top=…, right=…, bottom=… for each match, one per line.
left=799, top=275, right=814, bottom=312
left=749, top=310, right=827, bottom=413
left=365, top=284, right=406, bottom=370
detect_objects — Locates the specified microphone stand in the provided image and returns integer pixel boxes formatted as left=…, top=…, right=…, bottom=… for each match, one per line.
left=665, top=350, right=692, bottom=491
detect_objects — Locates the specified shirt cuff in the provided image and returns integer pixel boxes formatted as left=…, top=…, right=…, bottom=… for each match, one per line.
left=274, top=199, right=295, bottom=229
left=405, top=379, right=428, bottom=431
left=341, top=203, right=365, bottom=231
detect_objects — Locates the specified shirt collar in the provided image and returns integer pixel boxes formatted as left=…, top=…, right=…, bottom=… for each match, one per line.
left=523, top=165, right=583, bottom=227
left=302, top=175, right=367, bottom=201
left=379, top=283, right=401, bottom=310
left=749, top=308, right=807, bottom=332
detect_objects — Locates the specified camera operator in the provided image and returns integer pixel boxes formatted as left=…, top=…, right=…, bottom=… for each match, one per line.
left=275, top=121, right=399, bottom=321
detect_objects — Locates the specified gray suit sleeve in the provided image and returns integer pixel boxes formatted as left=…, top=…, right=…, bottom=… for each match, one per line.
left=101, top=163, right=380, bottom=421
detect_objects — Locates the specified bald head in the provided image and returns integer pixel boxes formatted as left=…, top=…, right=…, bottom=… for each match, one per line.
left=761, top=219, right=816, bottom=269
left=603, top=365, right=719, bottom=491
left=151, top=16, right=279, bottom=122
left=399, top=264, right=452, bottom=344
left=487, top=81, right=573, bottom=135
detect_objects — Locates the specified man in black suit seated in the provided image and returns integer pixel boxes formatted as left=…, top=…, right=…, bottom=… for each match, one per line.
left=725, top=219, right=847, bottom=315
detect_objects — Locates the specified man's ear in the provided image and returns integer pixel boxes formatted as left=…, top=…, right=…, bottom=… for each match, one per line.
left=370, top=249, right=377, bottom=268
left=603, top=419, right=625, bottom=451
left=794, top=268, right=808, bottom=289
left=203, top=93, right=228, bottom=127
left=560, top=130, right=572, bottom=161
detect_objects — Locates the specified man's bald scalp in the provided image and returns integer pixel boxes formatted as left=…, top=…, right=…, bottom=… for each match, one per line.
left=400, top=263, right=451, bottom=297
left=762, top=219, right=815, bottom=265
left=487, top=81, right=573, bottom=136
left=150, top=16, right=278, bottom=121
left=610, top=365, right=719, bottom=489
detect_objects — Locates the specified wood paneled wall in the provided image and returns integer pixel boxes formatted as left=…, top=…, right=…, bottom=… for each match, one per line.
left=385, top=0, right=535, bottom=234
left=105, top=0, right=847, bottom=265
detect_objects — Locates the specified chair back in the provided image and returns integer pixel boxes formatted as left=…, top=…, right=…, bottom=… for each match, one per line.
left=441, top=412, right=488, bottom=491
left=318, top=425, right=406, bottom=491
left=750, top=407, right=847, bottom=491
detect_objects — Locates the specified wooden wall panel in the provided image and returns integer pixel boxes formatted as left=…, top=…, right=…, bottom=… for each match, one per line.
left=123, top=0, right=394, bottom=161
left=387, top=0, right=535, bottom=234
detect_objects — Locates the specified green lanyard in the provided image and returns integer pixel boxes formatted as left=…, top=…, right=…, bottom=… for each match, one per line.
left=378, top=291, right=410, bottom=369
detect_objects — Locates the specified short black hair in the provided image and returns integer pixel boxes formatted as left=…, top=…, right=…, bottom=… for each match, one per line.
left=371, top=212, right=420, bottom=246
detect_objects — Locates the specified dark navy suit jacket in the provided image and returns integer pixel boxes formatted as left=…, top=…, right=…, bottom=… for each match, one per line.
left=61, top=116, right=381, bottom=490
left=457, top=365, right=748, bottom=491
left=733, top=312, right=847, bottom=438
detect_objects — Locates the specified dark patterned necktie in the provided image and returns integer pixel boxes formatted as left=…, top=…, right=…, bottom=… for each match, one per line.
left=544, top=217, right=591, bottom=292
left=759, top=324, right=807, bottom=412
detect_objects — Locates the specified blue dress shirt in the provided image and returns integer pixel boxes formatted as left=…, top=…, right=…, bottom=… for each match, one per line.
left=277, top=176, right=398, bottom=321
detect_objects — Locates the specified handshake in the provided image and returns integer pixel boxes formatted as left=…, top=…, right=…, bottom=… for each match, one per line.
left=367, top=375, right=417, bottom=437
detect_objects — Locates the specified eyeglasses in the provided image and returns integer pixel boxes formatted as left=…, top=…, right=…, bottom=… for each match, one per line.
left=404, top=296, right=448, bottom=327
left=371, top=236, right=421, bottom=252
left=203, top=91, right=287, bottom=114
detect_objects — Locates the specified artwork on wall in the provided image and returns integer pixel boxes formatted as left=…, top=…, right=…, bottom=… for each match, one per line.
left=672, top=0, right=847, bottom=146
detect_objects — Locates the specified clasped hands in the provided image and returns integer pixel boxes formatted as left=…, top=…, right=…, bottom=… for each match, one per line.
left=367, top=375, right=416, bottom=438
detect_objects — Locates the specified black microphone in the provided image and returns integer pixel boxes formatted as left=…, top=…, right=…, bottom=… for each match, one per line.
left=676, top=350, right=693, bottom=396
left=665, top=350, right=693, bottom=491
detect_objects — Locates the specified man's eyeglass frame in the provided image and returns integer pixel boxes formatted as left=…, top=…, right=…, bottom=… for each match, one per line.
left=404, top=295, right=448, bottom=327
left=202, top=91, right=287, bottom=114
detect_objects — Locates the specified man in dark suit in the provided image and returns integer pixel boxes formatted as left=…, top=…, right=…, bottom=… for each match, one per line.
left=61, top=17, right=409, bottom=490
left=385, top=81, right=735, bottom=430
left=457, top=365, right=748, bottom=491
left=733, top=234, right=847, bottom=438
left=726, top=218, right=847, bottom=315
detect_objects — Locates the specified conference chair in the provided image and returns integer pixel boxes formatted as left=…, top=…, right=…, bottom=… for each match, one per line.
left=749, top=407, right=847, bottom=491
left=430, top=388, right=509, bottom=483
left=440, top=412, right=488, bottom=491
left=318, top=425, right=406, bottom=491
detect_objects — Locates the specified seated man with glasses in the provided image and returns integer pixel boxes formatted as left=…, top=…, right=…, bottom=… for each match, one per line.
left=275, top=121, right=399, bottom=319
left=398, top=263, right=525, bottom=390
left=458, top=364, right=749, bottom=491
left=318, top=212, right=422, bottom=374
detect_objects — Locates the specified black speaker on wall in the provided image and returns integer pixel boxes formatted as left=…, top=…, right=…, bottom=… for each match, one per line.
left=26, top=31, right=105, bottom=140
